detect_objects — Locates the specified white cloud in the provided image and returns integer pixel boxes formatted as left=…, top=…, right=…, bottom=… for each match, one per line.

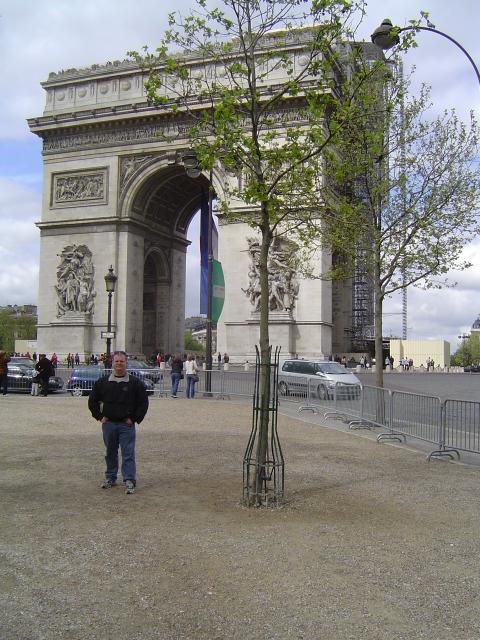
left=0, top=177, right=40, bottom=306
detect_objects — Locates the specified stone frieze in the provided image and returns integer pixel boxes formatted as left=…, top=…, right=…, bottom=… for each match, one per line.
left=51, top=169, right=108, bottom=207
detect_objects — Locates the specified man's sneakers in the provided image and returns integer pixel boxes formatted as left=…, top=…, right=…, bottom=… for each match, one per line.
left=125, top=480, right=135, bottom=494
left=101, top=478, right=117, bottom=489
left=101, top=478, right=135, bottom=494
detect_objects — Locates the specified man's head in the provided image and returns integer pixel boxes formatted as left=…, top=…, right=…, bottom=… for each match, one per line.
left=112, top=351, right=127, bottom=377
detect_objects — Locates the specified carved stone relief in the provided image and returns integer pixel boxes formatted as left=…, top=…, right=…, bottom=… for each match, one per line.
left=119, top=154, right=155, bottom=193
left=243, top=237, right=300, bottom=313
left=41, top=106, right=308, bottom=155
left=55, top=244, right=96, bottom=317
left=51, top=169, right=108, bottom=207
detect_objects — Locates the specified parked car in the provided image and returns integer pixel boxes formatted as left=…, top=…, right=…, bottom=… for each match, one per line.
left=126, top=359, right=162, bottom=383
left=6, top=363, right=64, bottom=394
left=464, top=364, right=480, bottom=373
left=9, top=356, right=36, bottom=368
left=278, top=359, right=361, bottom=400
left=66, top=365, right=155, bottom=396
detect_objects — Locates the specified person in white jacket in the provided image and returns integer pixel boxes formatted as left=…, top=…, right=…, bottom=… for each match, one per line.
left=185, top=354, right=199, bottom=399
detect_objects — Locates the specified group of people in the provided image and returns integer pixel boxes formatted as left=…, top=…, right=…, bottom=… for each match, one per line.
left=170, top=353, right=199, bottom=399
left=217, top=352, right=229, bottom=369
left=66, top=353, right=81, bottom=367
left=359, top=356, right=373, bottom=369
left=384, top=355, right=395, bottom=370
left=400, top=357, right=414, bottom=371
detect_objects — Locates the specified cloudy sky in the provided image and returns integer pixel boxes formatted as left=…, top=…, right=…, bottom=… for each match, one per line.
left=0, top=0, right=479, bottom=351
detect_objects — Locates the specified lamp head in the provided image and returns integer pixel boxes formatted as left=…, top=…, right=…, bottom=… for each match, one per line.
left=104, top=265, right=117, bottom=293
left=183, top=151, right=202, bottom=179
left=371, top=18, right=400, bottom=51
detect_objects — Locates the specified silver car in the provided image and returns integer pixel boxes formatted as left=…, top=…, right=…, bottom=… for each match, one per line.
left=278, top=359, right=361, bottom=400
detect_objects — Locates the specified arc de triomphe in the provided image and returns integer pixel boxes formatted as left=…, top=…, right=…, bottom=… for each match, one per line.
left=28, top=38, right=355, bottom=361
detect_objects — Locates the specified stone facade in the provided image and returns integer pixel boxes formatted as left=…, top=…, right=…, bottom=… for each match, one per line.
left=29, top=37, right=356, bottom=362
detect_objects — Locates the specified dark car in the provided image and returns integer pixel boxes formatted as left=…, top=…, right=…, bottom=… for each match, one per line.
left=66, top=365, right=155, bottom=396
left=127, top=359, right=162, bottom=383
left=9, top=356, right=36, bottom=368
left=464, top=364, right=480, bottom=373
left=6, top=363, right=64, bottom=394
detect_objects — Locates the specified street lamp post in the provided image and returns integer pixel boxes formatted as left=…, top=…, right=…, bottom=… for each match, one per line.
left=458, top=333, right=471, bottom=367
left=104, top=265, right=117, bottom=361
left=183, top=151, right=214, bottom=392
left=371, top=19, right=480, bottom=86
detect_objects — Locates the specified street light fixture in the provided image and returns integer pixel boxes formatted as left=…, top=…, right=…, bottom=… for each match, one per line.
left=457, top=333, right=471, bottom=368
left=371, top=19, right=480, bottom=86
left=104, top=265, right=117, bottom=361
left=182, top=152, right=214, bottom=392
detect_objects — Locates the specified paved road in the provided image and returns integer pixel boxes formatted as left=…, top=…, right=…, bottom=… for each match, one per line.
left=356, top=372, right=480, bottom=402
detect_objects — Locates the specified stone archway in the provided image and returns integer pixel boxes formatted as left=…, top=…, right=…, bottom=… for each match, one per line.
left=29, top=42, right=353, bottom=362
left=122, top=162, right=212, bottom=358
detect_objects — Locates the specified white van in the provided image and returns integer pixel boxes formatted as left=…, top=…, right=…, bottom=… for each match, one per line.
left=278, top=359, right=361, bottom=400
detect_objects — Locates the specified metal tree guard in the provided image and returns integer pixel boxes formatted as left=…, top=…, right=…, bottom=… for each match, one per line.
left=243, top=345, right=284, bottom=506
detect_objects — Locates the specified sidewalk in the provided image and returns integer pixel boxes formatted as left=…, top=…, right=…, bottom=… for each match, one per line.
left=1, top=394, right=479, bottom=639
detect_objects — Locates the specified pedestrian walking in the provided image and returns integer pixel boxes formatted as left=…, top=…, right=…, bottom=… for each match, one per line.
left=185, top=353, right=198, bottom=399
left=170, top=353, right=183, bottom=398
left=88, top=350, right=149, bottom=494
left=0, top=351, right=11, bottom=395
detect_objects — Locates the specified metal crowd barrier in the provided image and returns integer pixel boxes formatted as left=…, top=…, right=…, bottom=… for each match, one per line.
left=385, top=390, right=441, bottom=445
left=47, top=367, right=480, bottom=462
left=442, top=400, right=480, bottom=458
left=190, top=370, right=255, bottom=399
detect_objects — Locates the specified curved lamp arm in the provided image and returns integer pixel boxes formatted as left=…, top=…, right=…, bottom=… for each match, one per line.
left=371, top=19, right=480, bottom=87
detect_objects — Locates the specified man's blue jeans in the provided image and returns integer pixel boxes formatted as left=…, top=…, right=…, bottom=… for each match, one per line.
left=171, top=372, right=181, bottom=396
left=102, top=421, right=136, bottom=484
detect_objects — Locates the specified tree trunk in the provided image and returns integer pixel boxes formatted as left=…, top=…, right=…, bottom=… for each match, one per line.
left=253, top=211, right=272, bottom=500
left=374, top=254, right=384, bottom=389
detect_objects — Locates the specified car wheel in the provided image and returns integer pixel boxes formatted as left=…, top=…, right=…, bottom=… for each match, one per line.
left=70, top=386, right=84, bottom=397
left=278, top=381, right=289, bottom=396
left=317, top=384, right=328, bottom=401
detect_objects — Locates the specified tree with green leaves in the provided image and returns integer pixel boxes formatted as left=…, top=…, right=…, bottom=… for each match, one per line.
left=130, top=0, right=429, bottom=503
left=131, top=0, right=383, bottom=504
left=184, top=330, right=205, bottom=352
left=322, top=59, right=480, bottom=387
left=452, top=333, right=480, bottom=367
left=0, top=308, right=37, bottom=352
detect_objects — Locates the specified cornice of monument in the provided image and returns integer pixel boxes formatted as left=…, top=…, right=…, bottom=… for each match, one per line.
left=35, top=215, right=190, bottom=247
left=41, top=27, right=330, bottom=85
left=29, top=25, right=345, bottom=138
left=29, top=97, right=313, bottom=155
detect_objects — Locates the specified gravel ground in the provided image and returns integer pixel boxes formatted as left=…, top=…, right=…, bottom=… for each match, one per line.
left=1, top=393, right=480, bottom=640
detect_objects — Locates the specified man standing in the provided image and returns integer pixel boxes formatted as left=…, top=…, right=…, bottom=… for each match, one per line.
left=35, top=354, right=53, bottom=397
left=88, top=350, right=149, bottom=494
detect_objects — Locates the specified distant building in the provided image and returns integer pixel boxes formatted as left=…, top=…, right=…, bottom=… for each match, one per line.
left=190, top=328, right=217, bottom=353
left=471, top=316, right=480, bottom=333
left=1, top=304, right=38, bottom=318
left=389, top=339, right=450, bottom=369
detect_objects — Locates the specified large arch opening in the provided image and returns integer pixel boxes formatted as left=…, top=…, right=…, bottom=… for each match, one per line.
left=126, top=163, right=214, bottom=357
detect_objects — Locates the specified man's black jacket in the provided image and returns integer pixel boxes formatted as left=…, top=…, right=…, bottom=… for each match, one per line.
left=88, top=374, right=149, bottom=424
